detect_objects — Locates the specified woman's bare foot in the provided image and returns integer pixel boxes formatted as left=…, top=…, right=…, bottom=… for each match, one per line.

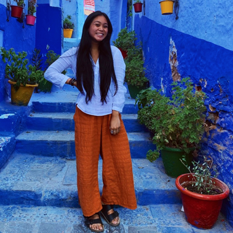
left=84, top=213, right=104, bottom=232
left=90, top=214, right=104, bottom=231
left=106, top=208, right=120, bottom=225
left=101, top=204, right=120, bottom=226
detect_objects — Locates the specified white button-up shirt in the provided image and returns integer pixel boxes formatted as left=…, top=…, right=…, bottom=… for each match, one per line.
left=44, top=46, right=127, bottom=116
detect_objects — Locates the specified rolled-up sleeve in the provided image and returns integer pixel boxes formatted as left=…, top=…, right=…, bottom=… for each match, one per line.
left=44, top=48, right=77, bottom=89
left=112, top=47, right=127, bottom=112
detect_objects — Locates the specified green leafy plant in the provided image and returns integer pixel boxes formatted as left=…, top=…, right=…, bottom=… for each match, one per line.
left=63, top=15, right=74, bottom=29
left=31, top=49, right=66, bottom=92
left=14, top=0, right=24, bottom=7
left=114, top=28, right=148, bottom=87
left=44, top=50, right=59, bottom=70
left=31, top=48, right=42, bottom=70
left=125, top=45, right=148, bottom=87
left=113, top=28, right=136, bottom=51
left=146, top=150, right=160, bottom=163
left=28, top=0, right=37, bottom=15
left=135, top=78, right=207, bottom=161
left=28, top=64, right=43, bottom=84
left=0, top=47, right=43, bottom=90
left=180, top=156, right=222, bottom=195
left=44, top=50, right=66, bottom=75
left=134, top=0, right=141, bottom=3
left=31, top=48, right=50, bottom=93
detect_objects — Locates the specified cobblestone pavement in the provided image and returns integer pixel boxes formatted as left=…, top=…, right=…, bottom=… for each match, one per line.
left=0, top=204, right=232, bottom=233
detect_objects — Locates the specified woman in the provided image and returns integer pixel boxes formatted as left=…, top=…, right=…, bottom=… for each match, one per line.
left=44, top=11, right=137, bottom=232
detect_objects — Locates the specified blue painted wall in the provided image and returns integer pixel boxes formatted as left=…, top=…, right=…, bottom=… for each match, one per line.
left=133, top=1, right=233, bottom=227
left=35, top=4, right=62, bottom=57
left=76, top=0, right=84, bottom=39
left=0, top=29, right=4, bottom=102
left=0, top=3, right=36, bottom=102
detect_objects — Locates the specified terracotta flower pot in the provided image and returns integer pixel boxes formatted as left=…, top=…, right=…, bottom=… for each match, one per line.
left=133, top=3, right=143, bottom=13
left=119, top=48, right=127, bottom=59
left=176, top=173, right=230, bottom=229
left=26, top=15, right=36, bottom=26
left=8, top=80, right=38, bottom=106
left=159, top=0, right=174, bottom=15
left=11, top=5, right=23, bottom=18
left=63, top=29, right=73, bottom=38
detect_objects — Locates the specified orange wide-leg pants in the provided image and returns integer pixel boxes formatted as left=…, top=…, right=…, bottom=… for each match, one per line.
left=73, top=107, right=137, bottom=217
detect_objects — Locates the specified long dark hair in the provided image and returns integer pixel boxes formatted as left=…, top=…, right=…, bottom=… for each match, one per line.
left=76, top=11, right=118, bottom=104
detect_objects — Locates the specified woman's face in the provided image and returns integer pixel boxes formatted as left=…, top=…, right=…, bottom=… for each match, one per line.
left=88, top=15, right=108, bottom=42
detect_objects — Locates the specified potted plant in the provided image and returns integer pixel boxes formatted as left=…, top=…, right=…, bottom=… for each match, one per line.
left=0, top=48, right=43, bottom=106
left=159, top=0, right=174, bottom=15
left=125, top=45, right=149, bottom=98
left=63, top=15, right=74, bottom=38
left=113, top=28, right=136, bottom=59
left=176, top=156, right=230, bottom=229
left=135, top=78, right=207, bottom=177
left=26, top=0, right=37, bottom=26
left=133, top=0, right=143, bottom=13
left=32, top=49, right=67, bottom=93
left=11, top=0, right=24, bottom=18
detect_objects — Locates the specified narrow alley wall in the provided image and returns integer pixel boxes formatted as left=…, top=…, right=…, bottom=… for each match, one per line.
left=133, top=0, right=233, bottom=227
left=35, top=2, right=62, bottom=58
left=0, top=0, right=36, bottom=102
left=0, top=0, right=63, bottom=102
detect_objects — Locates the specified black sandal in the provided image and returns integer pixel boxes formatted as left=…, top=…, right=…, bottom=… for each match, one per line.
left=84, top=213, right=104, bottom=232
left=100, top=205, right=120, bottom=227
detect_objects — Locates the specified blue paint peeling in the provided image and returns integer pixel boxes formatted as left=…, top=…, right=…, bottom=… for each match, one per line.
left=0, top=114, right=14, bottom=119
left=0, top=137, right=11, bottom=151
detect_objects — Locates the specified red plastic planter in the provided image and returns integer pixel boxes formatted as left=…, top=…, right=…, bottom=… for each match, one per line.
left=11, top=5, right=23, bottom=18
left=119, top=48, right=127, bottom=59
left=26, top=15, right=36, bottom=26
left=176, top=173, right=230, bottom=229
left=133, top=3, right=142, bottom=13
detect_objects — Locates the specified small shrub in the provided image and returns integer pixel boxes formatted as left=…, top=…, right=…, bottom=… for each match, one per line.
left=63, top=15, right=74, bottom=29
left=1, top=47, right=43, bottom=90
left=28, top=0, right=37, bottom=15
left=136, top=78, right=207, bottom=162
left=32, top=49, right=66, bottom=92
left=113, top=28, right=136, bottom=51
left=14, top=0, right=24, bottom=7
left=125, top=46, right=148, bottom=87
left=180, top=156, right=222, bottom=195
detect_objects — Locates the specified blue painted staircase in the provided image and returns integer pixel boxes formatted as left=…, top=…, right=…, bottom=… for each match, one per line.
left=0, top=90, right=232, bottom=232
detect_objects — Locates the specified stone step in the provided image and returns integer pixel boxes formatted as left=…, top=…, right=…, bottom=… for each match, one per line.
left=26, top=112, right=147, bottom=132
left=32, top=101, right=138, bottom=114
left=0, top=153, right=180, bottom=208
left=30, top=91, right=138, bottom=114
left=15, top=131, right=155, bottom=159
left=0, top=136, right=15, bottom=170
left=0, top=204, right=230, bottom=233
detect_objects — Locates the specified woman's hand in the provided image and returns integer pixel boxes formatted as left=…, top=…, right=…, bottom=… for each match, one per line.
left=110, top=110, right=120, bottom=135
